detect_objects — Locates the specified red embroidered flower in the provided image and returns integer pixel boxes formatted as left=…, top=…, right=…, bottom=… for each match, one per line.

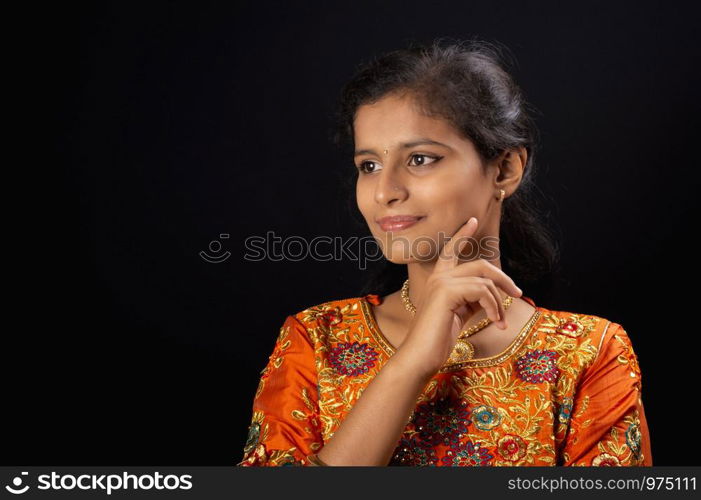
left=515, top=349, right=560, bottom=383
left=412, top=397, right=471, bottom=446
left=329, top=341, right=379, bottom=376
left=318, top=307, right=343, bottom=328
left=497, top=434, right=527, bottom=461
left=557, top=320, right=582, bottom=337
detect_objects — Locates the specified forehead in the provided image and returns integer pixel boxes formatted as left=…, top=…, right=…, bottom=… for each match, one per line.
left=353, top=93, right=461, bottom=145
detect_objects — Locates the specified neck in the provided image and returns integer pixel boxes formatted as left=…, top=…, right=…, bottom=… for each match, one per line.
left=404, top=256, right=509, bottom=327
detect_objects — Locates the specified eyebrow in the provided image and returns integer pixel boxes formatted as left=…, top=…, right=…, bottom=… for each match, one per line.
left=354, top=138, right=451, bottom=157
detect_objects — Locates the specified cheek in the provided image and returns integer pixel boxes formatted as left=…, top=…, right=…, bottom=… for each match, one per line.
left=421, top=181, right=485, bottom=238
left=422, top=180, right=471, bottom=215
left=356, top=181, right=381, bottom=232
left=355, top=181, right=371, bottom=216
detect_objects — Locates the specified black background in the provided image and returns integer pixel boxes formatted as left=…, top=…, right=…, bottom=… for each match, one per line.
left=8, top=0, right=700, bottom=465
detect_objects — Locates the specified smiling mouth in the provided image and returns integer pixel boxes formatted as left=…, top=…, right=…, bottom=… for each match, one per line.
left=377, top=216, right=425, bottom=232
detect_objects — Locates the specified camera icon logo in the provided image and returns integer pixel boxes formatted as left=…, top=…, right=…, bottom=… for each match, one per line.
left=200, top=233, right=231, bottom=263
left=5, top=472, right=29, bottom=495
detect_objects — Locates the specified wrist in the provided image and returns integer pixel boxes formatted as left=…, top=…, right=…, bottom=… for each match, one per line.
left=387, top=344, right=439, bottom=382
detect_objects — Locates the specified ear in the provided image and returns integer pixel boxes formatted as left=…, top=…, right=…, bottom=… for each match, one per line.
left=494, top=146, right=527, bottom=192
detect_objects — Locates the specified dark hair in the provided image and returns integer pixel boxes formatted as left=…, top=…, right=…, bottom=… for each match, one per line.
left=330, top=37, right=562, bottom=301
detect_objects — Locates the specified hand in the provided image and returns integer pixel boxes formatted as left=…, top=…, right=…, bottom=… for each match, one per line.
left=396, top=217, right=523, bottom=377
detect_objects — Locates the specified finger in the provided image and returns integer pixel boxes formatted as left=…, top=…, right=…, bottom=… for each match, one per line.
left=435, top=217, right=478, bottom=273
left=476, top=281, right=502, bottom=327
left=452, top=302, right=477, bottom=334
left=451, top=258, right=523, bottom=298
left=447, top=277, right=501, bottom=326
left=470, top=277, right=505, bottom=328
left=482, top=278, right=508, bottom=330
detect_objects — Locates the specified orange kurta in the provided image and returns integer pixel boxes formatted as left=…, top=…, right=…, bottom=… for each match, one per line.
left=237, top=294, right=652, bottom=466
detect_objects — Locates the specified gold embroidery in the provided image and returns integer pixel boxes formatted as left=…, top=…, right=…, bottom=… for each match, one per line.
left=588, top=409, right=645, bottom=466
left=591, top=321, right=612, bottom=367
left=243, top=296, right=648, bottom=467
left=298, top=299, right=374, bottom=443
left=613, top=331, right=642, bottom=391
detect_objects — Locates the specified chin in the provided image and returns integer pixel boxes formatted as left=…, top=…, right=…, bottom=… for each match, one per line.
left=372, top=232, right=437, bottom=264
left=384, top=255, right=411, bottom=265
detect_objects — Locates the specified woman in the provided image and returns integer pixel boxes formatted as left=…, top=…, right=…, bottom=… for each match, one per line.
left=236, top=38, right=652, bottom=466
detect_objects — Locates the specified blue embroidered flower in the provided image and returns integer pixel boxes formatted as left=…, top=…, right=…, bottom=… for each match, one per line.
left=329, top=341, right=379, bottom=376
left=515, top=349, right=560, bottom=383
left=558, top=396, right=573, bottom=423
left=243, top=422, right=261, bottom=455
left=442, top=441, right=493, bottom=466
left=626, top=420, right=642, bottom=459
left=472, top=405, right=502, bottom=431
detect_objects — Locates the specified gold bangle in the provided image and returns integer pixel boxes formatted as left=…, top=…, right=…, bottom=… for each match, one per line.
left=306, top=453, right=329, bottom=466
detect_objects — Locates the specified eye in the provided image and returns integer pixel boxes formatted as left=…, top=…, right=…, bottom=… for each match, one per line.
left=357, top=160, right=380, bottom=174
left=408, top=154, right=442, bottom=167
left=355, top=154, right=443, bottom=175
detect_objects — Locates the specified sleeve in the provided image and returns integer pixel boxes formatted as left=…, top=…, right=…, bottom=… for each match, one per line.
left=236, top=314, right=325, bottom=466
left=560, top=322, right=652, bottom=466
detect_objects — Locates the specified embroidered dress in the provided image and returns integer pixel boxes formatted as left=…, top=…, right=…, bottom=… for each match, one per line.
left=236, top=294, right=652, bottom=466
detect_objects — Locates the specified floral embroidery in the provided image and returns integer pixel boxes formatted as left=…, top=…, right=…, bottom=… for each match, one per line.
left=254, top=376, right=266, bottom=401
left=556, top=320, right=584, bottom=337
left=591, top=453, right=621, bottom=466
left=238, top=411, right=285, bottom=466
left=238, top=444, right=303, bottom=466
left=442, top=441, right=493, bottom=466
left=472, top=405, right=502, bottom=431
left=256, top=322, right=294, bottom=397
left=412, top=396, right=471, bottom=446
left=515, top=349, right=560, bottom=383
left=537, top=312, right=598, bottom=339
left=239, top=296, right=651, bottom=467
left=243, top=411, right=265, bottom=457
left=614, top=332, right=642, bottom=391
left=558, top=396, right=573, bottom=424
left=237, top=409, right=322, bottom=466
left=587, top=409, right=645, bottom=466
left=319, top=307, right=343, bottom=328
left=328, top=341, right=379, bottom=376
left=625, top=417, right=643, bottom=461
left=497, top=434, right=527, bottom=461
left=390, top=437, right=439, bottom=466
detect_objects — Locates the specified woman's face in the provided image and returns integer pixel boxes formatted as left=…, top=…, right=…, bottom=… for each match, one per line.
left=354, top=92, right=502, bottom=264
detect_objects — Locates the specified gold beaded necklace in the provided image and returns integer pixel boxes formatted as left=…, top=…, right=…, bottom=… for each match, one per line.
left=400, top=278, right=513, bottom=363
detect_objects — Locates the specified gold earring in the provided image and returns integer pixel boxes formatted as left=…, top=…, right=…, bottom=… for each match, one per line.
left=498, top=189, right=505, bottom=201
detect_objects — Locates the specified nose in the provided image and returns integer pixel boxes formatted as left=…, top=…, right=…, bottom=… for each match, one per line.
left=374, top=163, right=408, bottom=205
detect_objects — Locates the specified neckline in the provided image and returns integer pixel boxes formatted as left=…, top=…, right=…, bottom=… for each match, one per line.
left=360, top=293, right=542, bottom=371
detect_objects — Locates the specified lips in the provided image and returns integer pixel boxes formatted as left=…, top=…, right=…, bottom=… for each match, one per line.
left=376, top=215, right=424, bottom=232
